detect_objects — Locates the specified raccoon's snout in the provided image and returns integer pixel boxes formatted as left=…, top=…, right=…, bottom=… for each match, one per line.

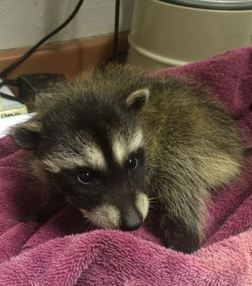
left=80, top=192, right=149, bottom=230
left=120, top=208, right=143, bottom=231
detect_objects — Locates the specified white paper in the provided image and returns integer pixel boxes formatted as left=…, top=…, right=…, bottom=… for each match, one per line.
left=0, top=113, right=35, bottom=138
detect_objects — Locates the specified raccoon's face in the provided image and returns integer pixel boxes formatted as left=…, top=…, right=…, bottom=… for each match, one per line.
left=11, top=87, right=150, bottom=231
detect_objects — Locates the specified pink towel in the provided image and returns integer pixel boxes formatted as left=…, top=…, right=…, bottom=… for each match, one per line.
left=0, top=47, right=252, bottom=286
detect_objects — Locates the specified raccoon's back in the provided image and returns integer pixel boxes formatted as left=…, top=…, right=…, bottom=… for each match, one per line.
left=139, top=78, right=244, bottom=190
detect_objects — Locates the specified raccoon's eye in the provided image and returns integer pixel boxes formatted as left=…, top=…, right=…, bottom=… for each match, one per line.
left=77, top=169, right=93, bottom=184
left=125, top=156, right=138, bottom=170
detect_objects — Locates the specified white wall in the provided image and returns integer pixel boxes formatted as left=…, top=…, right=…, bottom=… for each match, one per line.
left=0, top=0, right=135, bottom=50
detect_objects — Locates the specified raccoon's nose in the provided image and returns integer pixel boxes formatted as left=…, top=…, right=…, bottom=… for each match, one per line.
left=121, top=208, right=143, bottom=231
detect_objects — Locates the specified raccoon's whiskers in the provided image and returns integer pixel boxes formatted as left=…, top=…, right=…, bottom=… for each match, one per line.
left=147, top=196, right=159, bottom=210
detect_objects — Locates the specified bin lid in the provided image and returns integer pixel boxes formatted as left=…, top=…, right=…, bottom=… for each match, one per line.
left=160, top=0, right=252, bottom=10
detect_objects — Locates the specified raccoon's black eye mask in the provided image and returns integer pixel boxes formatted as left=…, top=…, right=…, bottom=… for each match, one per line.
left=76, top=154, right=140, bottom=185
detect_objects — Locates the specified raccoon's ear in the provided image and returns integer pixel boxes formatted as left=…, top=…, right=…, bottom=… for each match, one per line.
left=10, top=120, right=42, bottom=151
left=125, top=88, right=150, bottom=111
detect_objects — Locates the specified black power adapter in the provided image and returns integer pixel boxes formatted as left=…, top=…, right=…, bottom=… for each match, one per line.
left=16, top=73, right=66, bottom=103
left=1, top=73, right=66, bottom=110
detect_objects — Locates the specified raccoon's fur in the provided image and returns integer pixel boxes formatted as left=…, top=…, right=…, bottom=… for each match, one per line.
left=10, top=65, right=244, bottom=253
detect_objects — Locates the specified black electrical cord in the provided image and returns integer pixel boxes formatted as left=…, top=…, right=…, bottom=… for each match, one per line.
left=101, top=0, right=121, bottom=68
left=0, top=0, right=84, bottom=79
left=0, top=91, right=23, bottom=103
left=112, top=0, right=120, bottom=60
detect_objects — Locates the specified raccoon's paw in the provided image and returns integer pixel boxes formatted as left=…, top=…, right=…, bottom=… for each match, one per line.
left=167, top=236, right=201, bottom=254
left=19, top=214, right=36, bottom=223
left=19, top=197, right=66, bottom=224
left=18, top=206, right=54, bottom=224
left=162, top=227, right=201, bottom=254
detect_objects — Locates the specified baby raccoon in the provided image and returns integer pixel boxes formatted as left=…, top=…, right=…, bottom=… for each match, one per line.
left=10, top=65, right=244, bottom=253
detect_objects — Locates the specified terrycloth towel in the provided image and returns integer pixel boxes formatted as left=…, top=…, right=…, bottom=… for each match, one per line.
left=0, top=47, right=252, bottom=286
